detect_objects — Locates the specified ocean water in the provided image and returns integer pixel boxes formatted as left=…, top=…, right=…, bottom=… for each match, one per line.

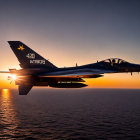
left=0, top=88, right=140, bottom=140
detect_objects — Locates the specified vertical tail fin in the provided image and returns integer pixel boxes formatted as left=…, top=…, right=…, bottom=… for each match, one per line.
left=8, top=41, right=57, bottom=69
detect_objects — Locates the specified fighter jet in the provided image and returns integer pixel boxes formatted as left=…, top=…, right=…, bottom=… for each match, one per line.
left=0, top=41, right=140, bottom=95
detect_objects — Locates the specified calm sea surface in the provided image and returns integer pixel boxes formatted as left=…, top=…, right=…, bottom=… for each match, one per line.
left=0, top=88, right=140, bottom=140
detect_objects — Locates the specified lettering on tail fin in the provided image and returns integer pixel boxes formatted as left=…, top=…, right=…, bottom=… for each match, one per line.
left=30, top=60, right=46, bottom=64
left=26, top=53, right=35, bottom=59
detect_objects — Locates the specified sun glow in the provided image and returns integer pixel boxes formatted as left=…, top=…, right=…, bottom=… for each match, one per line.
left=11, top=75, right=17, bottom=80
left=2, top=89, right=8, bottom=92
left=1, top=89, right=10, bottom=99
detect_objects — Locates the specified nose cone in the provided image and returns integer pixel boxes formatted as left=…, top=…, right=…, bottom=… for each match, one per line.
left=126, top=63, right=140, bottom=72
left=115, top=62, right=140, bottom=73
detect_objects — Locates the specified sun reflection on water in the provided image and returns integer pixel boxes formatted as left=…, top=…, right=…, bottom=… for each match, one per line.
left=0, top=89, right=19, bottom=138
left=1, top=89, right=10, bottom=99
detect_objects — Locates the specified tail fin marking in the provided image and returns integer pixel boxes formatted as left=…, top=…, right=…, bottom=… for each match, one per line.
left=8, top=41, right=57, bottom=69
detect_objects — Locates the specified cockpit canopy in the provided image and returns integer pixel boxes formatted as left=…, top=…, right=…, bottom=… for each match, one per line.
left=99, top=58, right=128, bottom=65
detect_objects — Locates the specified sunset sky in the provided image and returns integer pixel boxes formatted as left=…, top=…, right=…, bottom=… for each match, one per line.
left=0, top=0, right=140, bottom=88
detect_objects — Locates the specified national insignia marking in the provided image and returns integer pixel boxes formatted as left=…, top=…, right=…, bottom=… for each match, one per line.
left=18, top=45, right=24, bottom=51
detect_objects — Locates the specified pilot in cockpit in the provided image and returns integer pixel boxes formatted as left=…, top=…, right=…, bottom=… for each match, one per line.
left=112, top=59, right=115, bottom=65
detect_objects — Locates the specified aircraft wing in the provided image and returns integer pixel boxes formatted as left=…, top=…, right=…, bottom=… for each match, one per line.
left=39, top=69, right=117, bottom=78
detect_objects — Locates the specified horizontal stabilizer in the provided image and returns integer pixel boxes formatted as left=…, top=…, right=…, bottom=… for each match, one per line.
left=18, top=85, right=33, bottom=95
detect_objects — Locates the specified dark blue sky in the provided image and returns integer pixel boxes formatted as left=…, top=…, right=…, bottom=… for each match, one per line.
left=0, top=0, right=140, bottom=69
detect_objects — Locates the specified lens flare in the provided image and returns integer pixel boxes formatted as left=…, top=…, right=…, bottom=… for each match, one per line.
left=11, top=75, right=17, bottom=80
